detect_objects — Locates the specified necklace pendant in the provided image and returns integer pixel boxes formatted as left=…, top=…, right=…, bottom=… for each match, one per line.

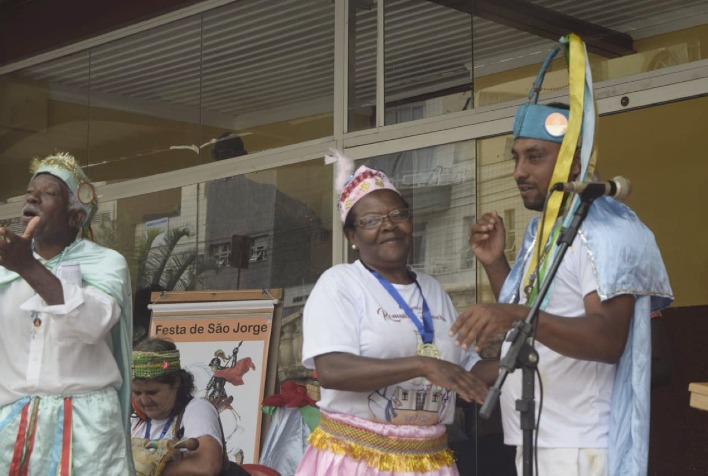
left=417, top=342, right=440, bottom=359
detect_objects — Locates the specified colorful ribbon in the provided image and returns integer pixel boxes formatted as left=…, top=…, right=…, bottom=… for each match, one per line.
left=523, top=33, right=598, bottom=305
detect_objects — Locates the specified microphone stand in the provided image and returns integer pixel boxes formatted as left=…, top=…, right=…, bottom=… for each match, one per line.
left=479, top=189, right=598, bottom=476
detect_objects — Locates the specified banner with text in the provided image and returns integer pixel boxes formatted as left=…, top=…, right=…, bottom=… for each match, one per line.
left=148, top=299, right=275, bottom=464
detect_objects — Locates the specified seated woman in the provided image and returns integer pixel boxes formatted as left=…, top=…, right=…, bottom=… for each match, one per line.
left=131, top=338, right=224, bottom=476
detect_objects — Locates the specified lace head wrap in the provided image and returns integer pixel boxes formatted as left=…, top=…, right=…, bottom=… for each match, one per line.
left=324, top=149, right=399, bottom=222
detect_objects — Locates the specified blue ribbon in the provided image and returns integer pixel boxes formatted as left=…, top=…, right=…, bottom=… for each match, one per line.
left=369, top=269, right=434, bottom=344
left=144, top=414, right=175, bottom=440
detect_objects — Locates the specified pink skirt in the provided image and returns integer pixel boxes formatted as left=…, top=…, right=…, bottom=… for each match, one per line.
left=295, top=411, right=459, bottom=476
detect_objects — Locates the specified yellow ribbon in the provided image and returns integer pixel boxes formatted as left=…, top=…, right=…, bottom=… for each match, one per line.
left=522, top=33, right=587, bottom=294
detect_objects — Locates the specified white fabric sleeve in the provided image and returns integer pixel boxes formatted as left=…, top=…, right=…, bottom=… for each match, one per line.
left=19, top=283, right=120, bottom=344
left=181, top=398, right=223, bottom=448
left=301, top=269, right=363, bottom=369
left=577, top=239, right=601, bottom=300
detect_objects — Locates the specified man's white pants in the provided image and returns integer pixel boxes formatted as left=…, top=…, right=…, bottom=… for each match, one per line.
left=515, top=447, right=608, bottom=476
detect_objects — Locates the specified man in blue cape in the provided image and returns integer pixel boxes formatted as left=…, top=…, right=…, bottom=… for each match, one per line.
left=451, top=36, right=673, bottom=476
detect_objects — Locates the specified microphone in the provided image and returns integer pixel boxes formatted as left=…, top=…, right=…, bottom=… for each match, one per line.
left=553, top=176, right=631, bottom=201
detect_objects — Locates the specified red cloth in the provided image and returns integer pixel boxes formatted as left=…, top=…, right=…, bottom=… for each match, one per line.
left=213, top=357, right=256, bottom=386
left=262, top=380, right=316, bottom=408
left=240, top=464, right=282, bottom=476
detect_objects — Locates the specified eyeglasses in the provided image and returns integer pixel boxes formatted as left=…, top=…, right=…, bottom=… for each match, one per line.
left=357, top=208, right=411, bottom=229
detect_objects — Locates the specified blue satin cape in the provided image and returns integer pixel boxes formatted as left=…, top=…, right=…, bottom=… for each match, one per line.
left=498, top=197, right=673, bottom=476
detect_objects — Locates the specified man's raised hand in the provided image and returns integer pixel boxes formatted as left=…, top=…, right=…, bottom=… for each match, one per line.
left=469, top=211, right=506, bottom=266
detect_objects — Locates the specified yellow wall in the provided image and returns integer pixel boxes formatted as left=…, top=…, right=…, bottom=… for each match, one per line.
left=598, top=96, right=708, bottom=307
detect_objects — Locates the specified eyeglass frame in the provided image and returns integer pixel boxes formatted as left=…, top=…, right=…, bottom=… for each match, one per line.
left=356, top=208, right=412, bottom=229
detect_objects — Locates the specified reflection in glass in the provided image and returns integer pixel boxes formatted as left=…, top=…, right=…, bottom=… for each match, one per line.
left=473, top=3, right=708, bottom=108
left=384, top=0, right=473, bottom=125
left=348, top=0, right=377, bottom=132
left=87, top=16, right=205, bottom=183
left=199, top=159, right=332, bottom=309
left=198, top=158, right=332, bottom=381
left=0, top=51, right=90, bottom=201
left=1, top=0, right=336, bottom=193
left=88, top=160, right=333, bottom=345
left=92, top=186, right=198, bottom=340
left=475, top=135, right=536, bottom=305
left=200, top=0, right=335, bottom=155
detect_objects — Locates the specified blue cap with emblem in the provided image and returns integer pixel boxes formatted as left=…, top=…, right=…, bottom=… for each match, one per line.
left=513, top=104, right=569, bottom=144
left=511, top=41, right=572, bottom=144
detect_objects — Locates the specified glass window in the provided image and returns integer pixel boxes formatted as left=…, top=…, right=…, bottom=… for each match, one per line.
left=474, top=2, right=708, bottom=108
left=209, top=241, right=232, bottom=268
left=0, top=51, right=90, bottom=201
left=1, top=0, right=336, bottom=194
left=475, top=134, right=536, bottom=304
left=200, top=0, right=335, bottom=158
left=92, top=185, right=198, bottom=340
left=384, top=0, right=473, bottom=126
left=199, top=160, right=333, bottom=311
left=87, top=17, right=204, bottom=183
left=346, top=1, right=708, bottom=124
left=91, top=159, right=333, bottom=339
left=249, top=235, right=269, bottom=263
left=348, top=0, right=378, bottom=132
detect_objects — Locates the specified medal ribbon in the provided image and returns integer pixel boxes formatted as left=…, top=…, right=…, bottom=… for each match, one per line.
left=369, top=269, right=434, bottom=344
left=144, top=414, right=175, bottom=440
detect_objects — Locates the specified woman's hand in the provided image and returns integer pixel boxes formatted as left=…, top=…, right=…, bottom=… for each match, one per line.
left=315, top=352, right=489, bottom=405
left=421, top=358, right=488, bottom=404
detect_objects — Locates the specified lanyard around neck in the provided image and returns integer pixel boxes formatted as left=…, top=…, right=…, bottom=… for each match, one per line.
left=145, top=414, right=175, bottom=440
left=369, top=268, right=435, bottom=344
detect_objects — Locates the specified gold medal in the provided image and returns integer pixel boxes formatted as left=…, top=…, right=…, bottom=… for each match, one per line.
left=417, top=342, right=440, bottom=359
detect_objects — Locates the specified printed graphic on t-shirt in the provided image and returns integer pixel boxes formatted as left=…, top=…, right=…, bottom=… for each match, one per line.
left=362, top=283, right=454, bottom=425
left=367, top=380, right=452, bottom=426
left=366, top=327, right=452, bottom=426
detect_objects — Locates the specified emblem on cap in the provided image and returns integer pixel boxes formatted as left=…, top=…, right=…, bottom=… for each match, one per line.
left=545, top=112, right=568, bottom=137
left=77, top=181, right=96, bottom=205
